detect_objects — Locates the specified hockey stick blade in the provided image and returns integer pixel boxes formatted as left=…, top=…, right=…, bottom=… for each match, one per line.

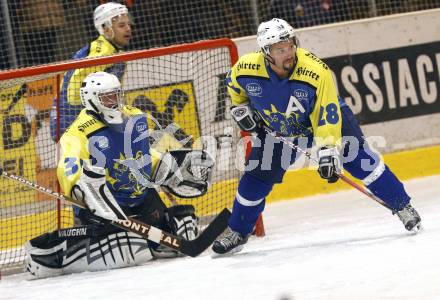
left=0, top=168, right=230, bottom=257
left=179, top=208, right=231, bottom=257
left=111, top=208, right=230, bottom=257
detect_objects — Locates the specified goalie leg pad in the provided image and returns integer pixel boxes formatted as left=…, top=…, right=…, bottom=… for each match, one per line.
left=24, top=225, right=153, bottom=278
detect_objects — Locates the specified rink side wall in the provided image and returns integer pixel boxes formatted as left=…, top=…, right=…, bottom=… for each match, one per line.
left=233, top=9, right=440, bottom=202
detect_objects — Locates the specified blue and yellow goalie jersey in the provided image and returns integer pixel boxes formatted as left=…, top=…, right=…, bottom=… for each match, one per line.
left=226, top=48, right=342, bottom=146
left=57, top=106, right=160, bottom=207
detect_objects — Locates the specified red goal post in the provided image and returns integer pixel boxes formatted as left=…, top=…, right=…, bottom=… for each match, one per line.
left=0, top=38, right=264, bottom=273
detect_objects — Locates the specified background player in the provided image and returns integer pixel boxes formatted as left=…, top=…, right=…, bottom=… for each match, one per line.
left=50, top=2, right=132, bottom=141
left=212, top=18, right=421, bottom=255
left=25, top=72, right=214, bottom=277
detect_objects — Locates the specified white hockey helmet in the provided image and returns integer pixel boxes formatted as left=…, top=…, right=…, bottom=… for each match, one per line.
left=94, top=2, right=129, bottom=36
left=257, top=18, right=298, bottom=55
left=80, top=72, right=124, bottom=124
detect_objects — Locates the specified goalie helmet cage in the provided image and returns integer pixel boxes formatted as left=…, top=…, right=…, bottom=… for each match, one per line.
left=0, top=38, right=264, bottom=274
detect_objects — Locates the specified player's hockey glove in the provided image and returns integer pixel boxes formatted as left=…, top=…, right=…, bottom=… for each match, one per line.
left=317, top=146, right=342, bottom=183
left=230, top=104, right=262, bottom=132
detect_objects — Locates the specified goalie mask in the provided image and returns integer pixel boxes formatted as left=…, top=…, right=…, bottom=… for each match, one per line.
left=80, top=72, right=125, bottom=125
left=94, top=2, right=129, bottom=36
left=257, top=18, right=299, bottom=56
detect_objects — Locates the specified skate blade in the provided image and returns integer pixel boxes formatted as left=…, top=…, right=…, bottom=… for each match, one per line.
left=409, top=222, right=423, bottom=234
left=211, top=244, right=244, bottom=258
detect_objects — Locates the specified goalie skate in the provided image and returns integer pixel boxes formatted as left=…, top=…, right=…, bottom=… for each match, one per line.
left=395, top=204, right=421, bottom=232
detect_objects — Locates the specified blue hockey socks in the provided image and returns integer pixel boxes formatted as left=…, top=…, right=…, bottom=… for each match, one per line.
left=228, top=173, right=273, bottom=236
left=366, top=165, right=410, bottom=211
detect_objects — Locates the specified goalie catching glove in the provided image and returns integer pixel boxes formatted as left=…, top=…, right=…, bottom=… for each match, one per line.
left=72, top=163, right=127, bottom=221
left=152, top=149, right=214, bottom=198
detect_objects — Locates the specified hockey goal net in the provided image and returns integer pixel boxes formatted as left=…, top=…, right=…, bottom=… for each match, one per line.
left=0, top=38, right=254, bottom=273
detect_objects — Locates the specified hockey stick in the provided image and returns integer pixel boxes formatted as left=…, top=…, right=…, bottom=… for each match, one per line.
left=262, top=126, right=395, bottom=212
left=0, top=168, right=231, bottom=257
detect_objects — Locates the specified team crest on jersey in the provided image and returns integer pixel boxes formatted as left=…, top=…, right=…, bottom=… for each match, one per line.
left=97, top=136, right=109, bottom=150
left=108, top=151, right=150, bottom=198
left=294, top=89, right=308, bottom=101
left=246, top=83, right=263, bottom=97
left=263, top=104, right=312, bottom=137
left=136, top=122, right=147, bottom=133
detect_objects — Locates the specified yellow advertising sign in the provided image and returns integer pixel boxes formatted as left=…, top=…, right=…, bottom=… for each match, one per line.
left=1, top=84, right=37, bottom=207
left=0, top=78, right=57, bottom=208
left=125, top=81, right=201, bottom=151
left=26, top=77, right=56, bottom=110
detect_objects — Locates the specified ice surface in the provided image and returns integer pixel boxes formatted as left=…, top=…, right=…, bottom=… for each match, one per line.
left=2, top=175, right=439, bottom=300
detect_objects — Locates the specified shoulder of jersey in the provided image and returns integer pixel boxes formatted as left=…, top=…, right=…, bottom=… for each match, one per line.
left=89, top=35, right=117, bottom=56
left=123, top=105, right=144, bottom=116
left=64, top=109, right=106, bottom=137
left=292, top=48, right=331, bottom=86
left=233, top=52, right=268, bottom=78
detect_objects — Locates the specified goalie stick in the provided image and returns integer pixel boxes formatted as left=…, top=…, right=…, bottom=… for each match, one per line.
left=262, top=126, right=396, bottom=213
left=0, top=168, right=231, bottom=257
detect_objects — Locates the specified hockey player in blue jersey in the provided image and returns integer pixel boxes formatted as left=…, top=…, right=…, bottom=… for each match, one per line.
left=25, top=72, right=214, bottom=277
left=50, top=2, right=132, bottom=141
left=212, top=18, right=421, bottom=255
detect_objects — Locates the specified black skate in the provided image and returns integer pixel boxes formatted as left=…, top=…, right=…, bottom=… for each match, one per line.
left=395, top=204, right=421, bottom=232
left=212, top=227, right=248, bottom=255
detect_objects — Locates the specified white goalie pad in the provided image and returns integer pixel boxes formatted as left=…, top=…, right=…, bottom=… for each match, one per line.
left=25, top=231, right=153, bottom=278
left=152, top=149, right=214, bottom=198
left=73, top=163, right=127, bottom=221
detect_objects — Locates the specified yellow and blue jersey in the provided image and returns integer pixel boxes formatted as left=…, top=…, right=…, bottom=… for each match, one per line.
left=57, top=106, right=160, bottom=208
left=64, top=35, right=125, bottom=106
left=50, top=35, right=126, bottom=140
left=226, top=48, right=342, bottom=146
left=226, top=49, right=413, bottom=237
